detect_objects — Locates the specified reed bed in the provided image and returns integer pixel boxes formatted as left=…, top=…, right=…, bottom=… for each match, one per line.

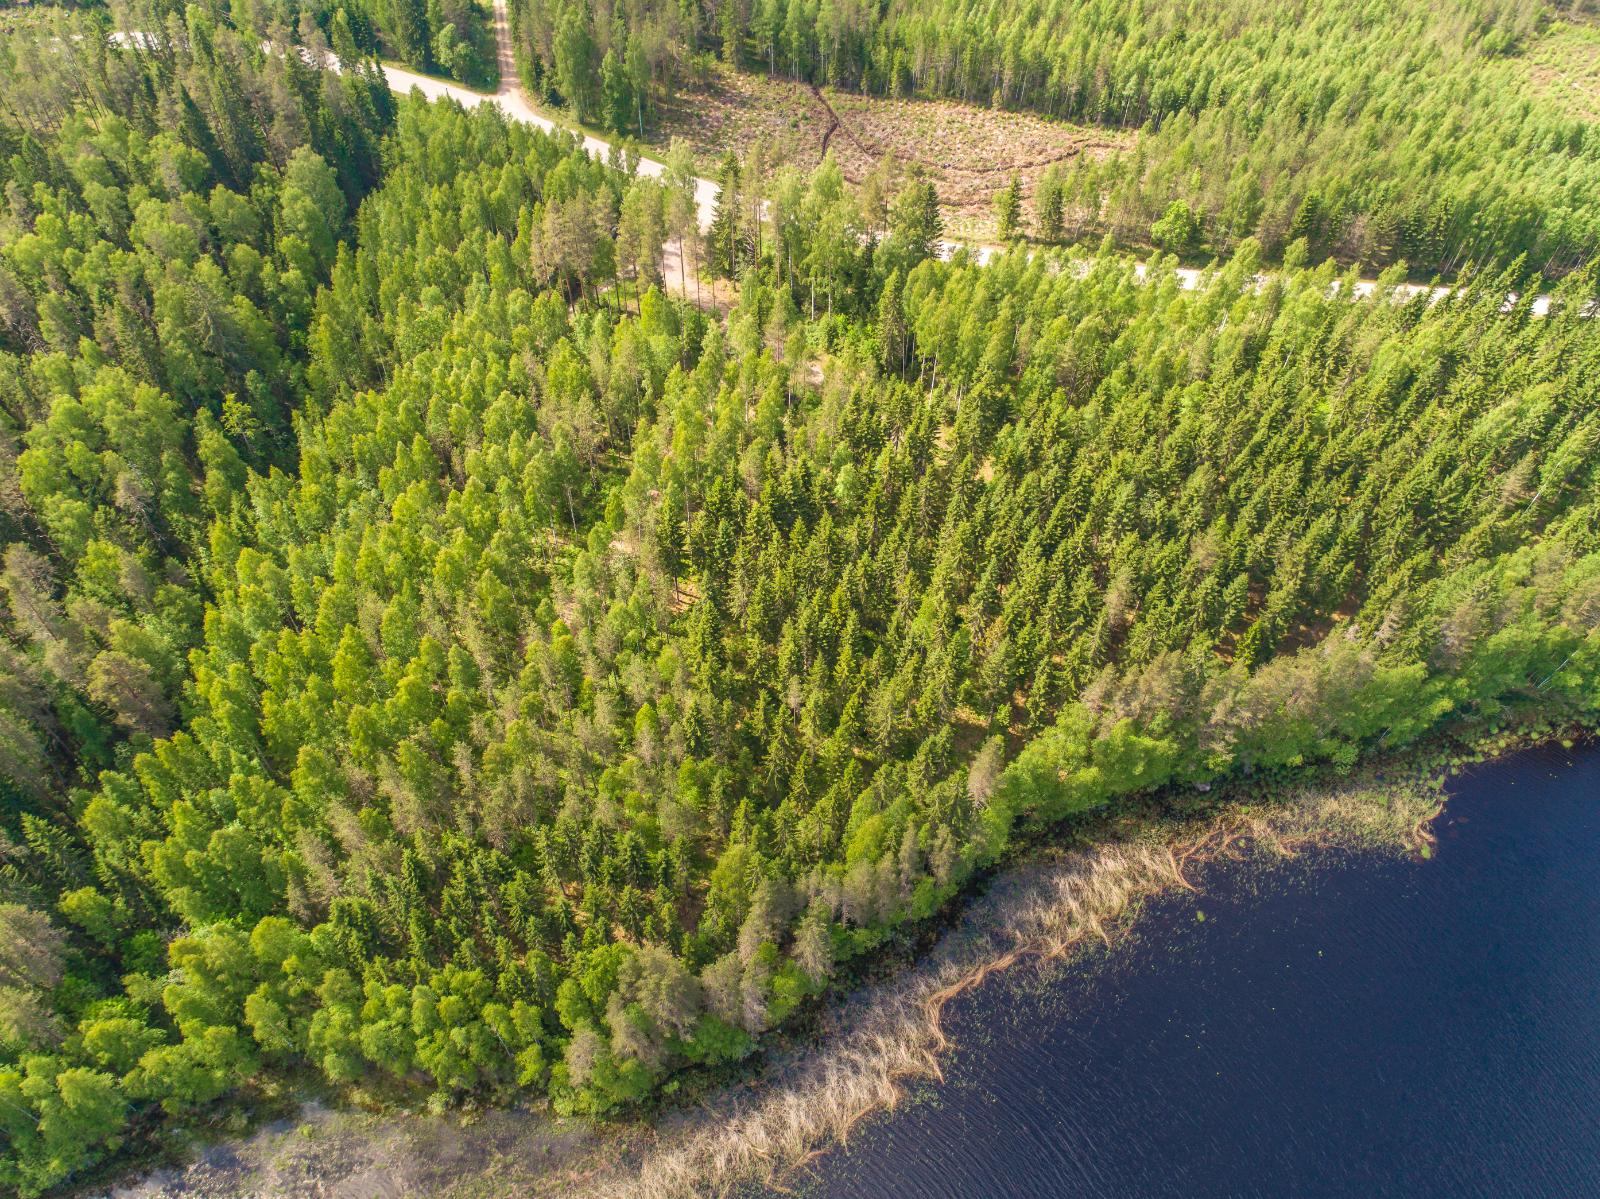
left=578, top=775, right=1443, bottom=1199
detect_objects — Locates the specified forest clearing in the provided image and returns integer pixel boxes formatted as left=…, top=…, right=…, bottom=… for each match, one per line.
left=645, top=63, right=1129, bottom=241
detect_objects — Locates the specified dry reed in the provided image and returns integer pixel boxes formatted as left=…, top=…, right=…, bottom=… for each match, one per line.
left=575, top=774, right=1443, bottom=1199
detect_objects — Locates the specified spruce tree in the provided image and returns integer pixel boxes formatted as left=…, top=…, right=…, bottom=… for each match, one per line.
left=995, top=174, right=1024, bottom=241
left=708, top=153, right=743, bottom=279
left=1037, top=169, right=1065, bottom=242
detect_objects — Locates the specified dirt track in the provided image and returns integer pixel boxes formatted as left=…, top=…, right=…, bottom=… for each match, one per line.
left=377, top=12, right=1558, bottom=310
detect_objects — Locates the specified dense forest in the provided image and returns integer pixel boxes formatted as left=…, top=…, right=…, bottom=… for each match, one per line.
left=508, top=0, right=1600, bottom=274
left=2, top=2, right=1600, bottom=1195
left=347, top=0, right=499, bottom=87
left=7, top=0, right=497, bottom=87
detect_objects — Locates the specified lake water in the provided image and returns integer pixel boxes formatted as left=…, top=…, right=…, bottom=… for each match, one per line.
left=800, top=744, right=1600, bottom=1199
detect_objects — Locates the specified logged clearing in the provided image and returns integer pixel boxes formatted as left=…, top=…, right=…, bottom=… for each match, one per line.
left=1525, top=19, right=1600, bottom=120
left=652, top=63, right=1129, bottom=238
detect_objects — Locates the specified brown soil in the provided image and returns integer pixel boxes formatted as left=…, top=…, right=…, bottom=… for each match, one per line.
left=651, top=64, right=1130, bottom=239
left=661, top=236, right=738, bottom=316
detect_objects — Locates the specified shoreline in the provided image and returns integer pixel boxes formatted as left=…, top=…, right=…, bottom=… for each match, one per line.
left=581, top=764, right=1452, bottom=1199
left=103, top=718, right=1584, bottom=1199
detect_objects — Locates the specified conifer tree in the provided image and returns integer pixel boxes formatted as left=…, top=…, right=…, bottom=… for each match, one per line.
left=995, top=175, right=1024, bottom=241
left=1037, top=169, right=1065, bottom=242
left=708, top=152, right=744, bottom=279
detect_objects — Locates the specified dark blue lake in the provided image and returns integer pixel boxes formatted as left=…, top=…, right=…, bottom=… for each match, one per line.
left=801, top=743, right=1600, bottom=1199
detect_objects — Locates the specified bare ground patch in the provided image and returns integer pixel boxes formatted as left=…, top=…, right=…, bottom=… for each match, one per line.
left=1524, top=18, right=1600, bottom=121
left=824, top=90, right=1126, bottom=235
left=651, top=65, right=1129, bottom=238
left=651, top=66, right=835, bottom=175
left=661, top=236, right=739, bottom=315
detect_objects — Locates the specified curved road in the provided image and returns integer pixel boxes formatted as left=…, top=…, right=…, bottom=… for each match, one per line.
left=110, top=14, right=1556, bottom=314
left=379, top=12, right=1560, bottom=315
left=379, top=2, right=722, bottom=229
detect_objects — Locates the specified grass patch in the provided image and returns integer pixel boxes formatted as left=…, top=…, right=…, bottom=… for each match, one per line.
left=1524, top=18, right=1600, bottom=120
